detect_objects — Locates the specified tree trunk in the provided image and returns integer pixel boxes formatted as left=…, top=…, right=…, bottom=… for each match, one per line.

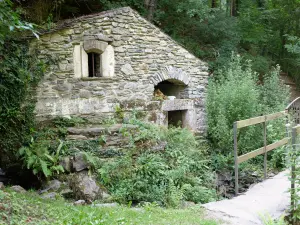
left=145, top=0, right=156, bottom=21
left=230, top=0, right=237, bottom=17
left=212, top=0, right=217, bottom=8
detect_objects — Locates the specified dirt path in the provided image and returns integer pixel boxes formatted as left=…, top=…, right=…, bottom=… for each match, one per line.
left=203, top=170, right=290, bottom=225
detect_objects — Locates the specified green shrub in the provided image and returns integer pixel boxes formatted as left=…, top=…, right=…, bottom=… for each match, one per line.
left=99, top=120, right=216, bottom=207
left=207, top=54, right=261, bottom=154
left=207, top=55, right=289, bottom=151
left=0, top=42, right=46, bottom=168
left=18, top=138, right=64, bottom=178
left=0, top=1, right=44, bottom=169
left=206, top=54, right=289, bottom=170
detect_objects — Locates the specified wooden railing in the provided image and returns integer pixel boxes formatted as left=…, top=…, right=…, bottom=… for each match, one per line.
left=290, top=124, right=300, bottom=224
left=233, top=111, right=289, bottom=195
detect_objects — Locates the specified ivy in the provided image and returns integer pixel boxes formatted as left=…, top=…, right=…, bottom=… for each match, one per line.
left=0, top=0, right=45, bottom=168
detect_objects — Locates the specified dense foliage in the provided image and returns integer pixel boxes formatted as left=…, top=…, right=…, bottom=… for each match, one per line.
left=99, top=117, right=216, bottom=207
left=0, top=0, right=45, bottom=168
left=207, top=55, right=289, bottom=171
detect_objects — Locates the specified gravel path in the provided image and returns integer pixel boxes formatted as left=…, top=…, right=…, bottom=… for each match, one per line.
left=203, top=170, right=290, bottom=225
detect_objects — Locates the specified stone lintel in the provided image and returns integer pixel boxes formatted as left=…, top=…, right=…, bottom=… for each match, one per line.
left=162, top=99, right=194, bottom=111
left=83, top=40, right=108, bottom=54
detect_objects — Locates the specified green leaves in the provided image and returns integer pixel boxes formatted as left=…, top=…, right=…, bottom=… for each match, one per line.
left=18, top=139, right=64, bottom=178
left=0, top=0, right=37, bottom=46
left=207, top=54, right=289, bottom=170
left=99, top=119, right=216, bottom=206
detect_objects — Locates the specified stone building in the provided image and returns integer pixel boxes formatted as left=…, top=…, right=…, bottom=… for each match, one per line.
left=31, top=7, right=209, bottom=134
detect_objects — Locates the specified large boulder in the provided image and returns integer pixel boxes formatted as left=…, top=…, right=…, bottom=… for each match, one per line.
left=59, top=157, right=72, bottom=173
left=11, top=185, right=26, bottom=193
left=72, top=153, right=89, bottom=172
left=68, top=171, right=101, bottom=202
left=41, top=192, right=57, bottom=199
left=42, top=179, right=62, bottom=192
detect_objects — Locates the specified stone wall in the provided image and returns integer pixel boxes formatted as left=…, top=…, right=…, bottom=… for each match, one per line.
left=30, top=7, right=209, bottom=133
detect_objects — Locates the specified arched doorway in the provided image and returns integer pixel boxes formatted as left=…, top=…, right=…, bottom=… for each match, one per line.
left=150, top=66, right=196, bottom=131
left=154, top=79, right=188, bottom=99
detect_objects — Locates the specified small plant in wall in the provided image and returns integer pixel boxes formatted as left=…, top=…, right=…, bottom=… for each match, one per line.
left=115, top=105, right=125, bottom=120
left=18, top=138, right=64, bottom=179
left=153, top=89, right=167, bottom=101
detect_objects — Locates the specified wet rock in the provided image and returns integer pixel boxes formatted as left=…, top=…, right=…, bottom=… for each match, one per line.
left=11, top=185, right=26, bottom=193
left=74, top=200, right=86, bottom=205
left=42, top=179, right=62, bottom=192
left=67, top=127, right=106, bottom=136
left=72, top=153, right=89, bottom=172
left=41, top=192, right=57, bottom=199
left=60, top=188, right=74, bottom=198
left=0, top=168, right=7, bottom=183
left=0, top=168, right=5, bottom=176
left=59, top=157, right=72, bottom=173
left=66, top=135, right=88, bottom=140
left=102, top=191, right=111, bottom=201
left=151, top=141, right=167, bottom=152
left=68, top=171, right=101, bottom=202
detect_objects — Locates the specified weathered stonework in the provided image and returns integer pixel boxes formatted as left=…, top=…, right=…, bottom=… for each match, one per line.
left=31, top=7, right=209, bottom=133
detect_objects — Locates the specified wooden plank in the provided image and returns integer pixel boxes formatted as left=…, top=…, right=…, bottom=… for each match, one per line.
left=237, top=147, right=264, bottom=164
left=236, top=115, right=265, bottom=128
left=233, top=122, right=239, bottom=196
left=265, top=111, right=286, bottom=122
left=263, top=121, right=267, bottom=179
left=236, top=111, right=286, bottom=128
left=237, top=137, right=289, bottom=164
left=266, top=137, right=289, bottom=151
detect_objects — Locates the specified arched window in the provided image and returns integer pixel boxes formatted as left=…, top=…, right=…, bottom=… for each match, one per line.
left=73, top=39, right=115, bottom=78
left=88, top=52, right=101, bottom=77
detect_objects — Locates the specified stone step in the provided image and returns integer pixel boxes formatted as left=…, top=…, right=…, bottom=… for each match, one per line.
left=67, top=123, right=137, bottom=137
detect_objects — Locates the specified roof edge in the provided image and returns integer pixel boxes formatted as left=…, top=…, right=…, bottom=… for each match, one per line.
left=39, top=7, right=133, bottom=35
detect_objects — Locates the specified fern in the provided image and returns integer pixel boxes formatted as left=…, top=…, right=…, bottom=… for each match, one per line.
left=18, top=138, right=64, bottom=178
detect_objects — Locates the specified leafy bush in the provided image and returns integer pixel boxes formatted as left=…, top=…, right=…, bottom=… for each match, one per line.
left=0, top=1, right=45, bottom=169
left=0, top=42, right=46, bottom=168
left=207, top=54, right=261, bottom=154
left=18, top=138, right=64, bottom=178
left=99, top=119, right=216, bottom=207
left=206, top=54, right=289, bottom=170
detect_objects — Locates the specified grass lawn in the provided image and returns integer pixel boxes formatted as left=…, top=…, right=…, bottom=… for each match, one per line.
left=0, top=188, right=219, bottom=225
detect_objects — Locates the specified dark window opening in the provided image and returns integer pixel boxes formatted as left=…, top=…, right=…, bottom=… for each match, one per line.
left=154, top=80, right=187, bottom=99
left=168, top=110, right=185, bottom=128
left=88, top=52, right=101, bottom=77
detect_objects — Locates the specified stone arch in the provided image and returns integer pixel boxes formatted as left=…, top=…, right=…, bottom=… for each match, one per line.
left=83, top=40, right=108, bottom=54
left=149, top=66, right=191, bottom=86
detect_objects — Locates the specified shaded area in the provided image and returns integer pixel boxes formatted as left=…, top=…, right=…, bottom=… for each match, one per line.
left=154, top=80, right=187, bottom=99
left=168, top=110, right=185, bottom=128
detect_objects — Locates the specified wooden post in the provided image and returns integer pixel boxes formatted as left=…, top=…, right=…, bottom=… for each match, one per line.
left=291, top=127, right=296, bottom=225
left=263, top=116, right=267, bottom=179
left=234, top=122, right=238, bottom=196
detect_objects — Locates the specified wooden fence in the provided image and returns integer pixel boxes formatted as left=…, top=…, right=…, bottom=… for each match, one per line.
left=291, top=124, right=300, bottom=224
left=233, top=111, right=289, bottom=195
